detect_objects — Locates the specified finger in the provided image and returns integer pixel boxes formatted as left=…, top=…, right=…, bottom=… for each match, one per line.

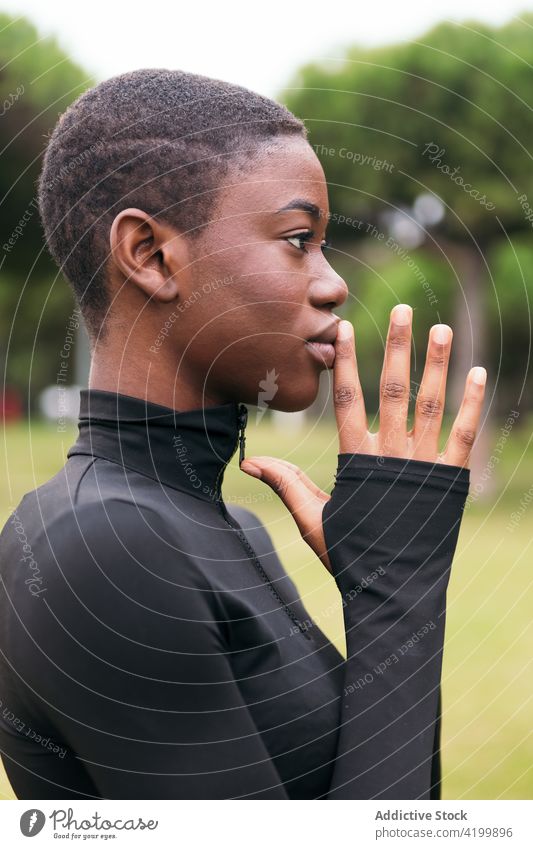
left=410, top=324, right=452, bottom=461
left=242, top=456, right=328, bottom=501
left=240, top=456, right=329, bottom=561
left=442, top=367, right=487, bottom=467
left=379, top=304, right=412, bottom=456
left=332, top=319, right=368, bottom=453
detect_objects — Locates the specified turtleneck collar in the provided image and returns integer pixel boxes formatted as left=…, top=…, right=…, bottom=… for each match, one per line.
left=67, top=388, right=249, bottom=503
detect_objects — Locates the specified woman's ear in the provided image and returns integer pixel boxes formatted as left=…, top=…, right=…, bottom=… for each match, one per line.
left=109, top=208, right=188, bottom=303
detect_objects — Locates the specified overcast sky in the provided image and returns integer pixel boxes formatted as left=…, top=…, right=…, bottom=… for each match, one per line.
left=2, top=0, right=533, bottom=96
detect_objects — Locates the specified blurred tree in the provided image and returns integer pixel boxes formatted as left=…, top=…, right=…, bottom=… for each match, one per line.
left=281, top=16, right=533, bottom=418
left=0, top=14, right=91, bottom=407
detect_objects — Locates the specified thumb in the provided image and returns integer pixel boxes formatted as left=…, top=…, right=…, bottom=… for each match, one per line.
left=240, top=455, right=331, bottom=572
left=240, top=456, right=308, bottom=513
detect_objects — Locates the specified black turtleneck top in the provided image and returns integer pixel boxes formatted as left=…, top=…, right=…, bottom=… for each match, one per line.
left=0, top=389, right=470, bottom=800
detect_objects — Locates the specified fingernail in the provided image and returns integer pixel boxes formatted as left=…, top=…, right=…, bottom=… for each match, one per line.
left=337, top=320, right=352, bottom=340
left=392, top=304, right=412, bottom=325
left=471, top=366, right=487, bottom=385
left=240, top=461, right=262, bottom=479
left=432, top=324, right=452, bottom=344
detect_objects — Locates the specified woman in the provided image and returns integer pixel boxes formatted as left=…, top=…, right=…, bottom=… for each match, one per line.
left=0, top=69, right=484, bottom=799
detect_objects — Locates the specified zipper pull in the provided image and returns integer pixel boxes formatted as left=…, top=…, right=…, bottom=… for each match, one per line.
left=237, top=403, right=248, bottom=464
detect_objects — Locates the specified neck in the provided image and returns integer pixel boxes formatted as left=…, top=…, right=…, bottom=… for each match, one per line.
left=89, top=346, right=231, bottom=412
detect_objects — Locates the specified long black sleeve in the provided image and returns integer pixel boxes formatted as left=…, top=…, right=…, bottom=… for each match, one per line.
left=322, top=452, right=470, bottom=799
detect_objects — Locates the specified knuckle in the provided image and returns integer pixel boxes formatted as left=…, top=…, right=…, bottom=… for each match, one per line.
left=334, top=383, right=357, bottom=407
left=388, top=331, right=410, bottom=351
left=454, top=426, right=476, bottom=448
left=428, top=347, right=448, bottom=367
left=271, top=472, right=289, bottom=500
left=417, top=396, right=443, bottom=418
left=335, top=338, right=354, bottom=359
left=381, top=380, right=407, bottom=401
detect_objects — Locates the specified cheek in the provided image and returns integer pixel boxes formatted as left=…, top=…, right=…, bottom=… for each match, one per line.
left=204, top=278, right=305, bottom=341
left=214, top=324, right=317, bottom=385
left=186, top=245, right=311, bottom=357
left=250, top=244, right=306, bottom=295
left=225, top=242, right=306, bottom=300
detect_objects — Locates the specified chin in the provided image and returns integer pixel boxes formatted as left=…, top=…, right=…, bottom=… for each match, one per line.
left=258, top=376, right=320, bottom=413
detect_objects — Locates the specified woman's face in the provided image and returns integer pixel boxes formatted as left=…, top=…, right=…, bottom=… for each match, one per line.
left=178, top=137, right=349, bottom=411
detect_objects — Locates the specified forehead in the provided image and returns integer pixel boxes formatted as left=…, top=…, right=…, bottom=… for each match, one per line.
left=216, top=138, right=330, bottom=221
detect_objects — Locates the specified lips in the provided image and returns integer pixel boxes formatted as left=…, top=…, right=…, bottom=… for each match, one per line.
left=305, top=321, right=339, bottom=369
left=306, top=322, right=340, bottom=346
left=305, top=341, right=336, bottom=368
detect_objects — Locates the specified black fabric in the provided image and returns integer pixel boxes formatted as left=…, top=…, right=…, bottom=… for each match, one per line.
left=0, top=389, right=469, bottom=799
left=322, top=453, right=470, bottom=798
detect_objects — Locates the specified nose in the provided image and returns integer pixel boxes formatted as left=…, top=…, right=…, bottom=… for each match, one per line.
left=307, top=267, right=349, bottom=312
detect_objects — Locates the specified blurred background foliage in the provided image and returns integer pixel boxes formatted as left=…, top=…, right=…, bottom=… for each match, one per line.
left=0, top=13, right=532, bottom=416
left=0, top=14, right=89, bottom=407
left=281, top=15, right=533, bottom=416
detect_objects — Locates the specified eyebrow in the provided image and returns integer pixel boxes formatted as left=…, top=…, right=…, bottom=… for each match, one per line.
left=274, top=198, right=322, bottom=220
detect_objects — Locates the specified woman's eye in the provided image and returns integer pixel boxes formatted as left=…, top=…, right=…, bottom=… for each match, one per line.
left=286, top=233, right=310, bottom=252
left=285, top=232, right=333, bottom=253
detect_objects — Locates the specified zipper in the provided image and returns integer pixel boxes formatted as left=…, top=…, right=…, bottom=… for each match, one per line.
left=237, top=402, right=248, bottom=465
left=215, top=402, right=312, bottom=640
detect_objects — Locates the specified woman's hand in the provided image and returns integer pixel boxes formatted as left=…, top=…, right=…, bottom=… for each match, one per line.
left=239, top=304, right=487, bottom=572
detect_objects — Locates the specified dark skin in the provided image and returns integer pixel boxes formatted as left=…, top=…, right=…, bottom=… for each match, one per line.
left=91, top=136, right=486, bottom=572
left=92, top=137, right=348, bottom=412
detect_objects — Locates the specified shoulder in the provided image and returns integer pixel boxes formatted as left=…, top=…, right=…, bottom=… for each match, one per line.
left=47, top=496, right=195, bottom=567
left=9, top=494, right=208, bottom=598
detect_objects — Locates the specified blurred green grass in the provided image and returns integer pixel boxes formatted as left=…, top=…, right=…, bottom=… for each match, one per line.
left=1, top=413, right=531, bottom=800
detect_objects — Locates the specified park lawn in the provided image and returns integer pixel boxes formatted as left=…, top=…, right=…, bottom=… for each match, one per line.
left=1, top=414, right=531, bottom=800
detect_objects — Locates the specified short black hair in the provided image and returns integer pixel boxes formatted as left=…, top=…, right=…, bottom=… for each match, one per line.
left=37, top=68, right=307, bottom=338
